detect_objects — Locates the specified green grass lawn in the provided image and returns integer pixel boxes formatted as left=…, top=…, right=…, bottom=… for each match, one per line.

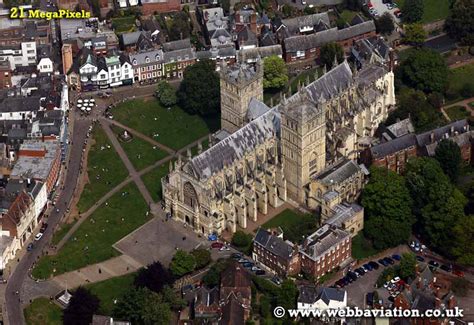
left=261, top=209, right=318, bottom=244
left=111, top=125, right=169, bottom=171
left=340, top=10, right=358, bottom=23
left=87, top=273, right=137, bottom=316
left=32, top=184, right=150, bottom=279
left=112, top=99, right=218, bottom=150
left=51, top=220, right=77, bottom=246
left=24, top=298, right=62, bottom=325
left=111, top=16, right=136, bottom=34
left=352, top=233, right=380, bottom=260
left=395, top=0, right=450, bottom=23
left=446, top=63, right=474, bottom=102
left=289, top=67, right=322, bottom=94
left=141, top=162, right=172, bottom=202
left=77, top=126, right=128, bottom=214
left=445, top=106, right=471, bottom=121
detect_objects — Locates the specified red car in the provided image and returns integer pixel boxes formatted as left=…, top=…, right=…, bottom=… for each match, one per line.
left=211, top=242, right=224, bottom=249
left=453, top=270, right=465, bottom=277
left=367, top=1, right=373, bottom=7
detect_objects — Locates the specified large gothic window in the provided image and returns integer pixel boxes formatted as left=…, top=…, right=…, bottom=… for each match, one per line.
left=183, top=182, right=198, bottom=208
left=309, top=152, right=318, bottom=174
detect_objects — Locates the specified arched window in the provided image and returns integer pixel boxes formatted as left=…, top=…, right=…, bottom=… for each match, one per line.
left=145, top=57, right=150, bottom=63
left=183, top=182, right=198, bottom=208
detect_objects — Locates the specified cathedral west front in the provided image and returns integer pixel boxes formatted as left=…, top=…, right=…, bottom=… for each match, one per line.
left=161, top=58, right=395, bottom=236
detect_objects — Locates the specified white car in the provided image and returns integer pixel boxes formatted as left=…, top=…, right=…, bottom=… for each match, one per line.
left=391, top=276, right=400, bottom=284
left=35, top=233, right=43, bottom=241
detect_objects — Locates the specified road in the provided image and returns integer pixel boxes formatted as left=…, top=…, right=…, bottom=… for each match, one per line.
left=4, top=112, right=91, bottom=325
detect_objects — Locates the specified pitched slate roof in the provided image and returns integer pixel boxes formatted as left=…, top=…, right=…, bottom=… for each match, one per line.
left=162, top=38, right=192, bottom=52
left=318, top=287, right=346, bottom=305
left=238, top=45, right=282, bottom=62
left=219, top=293, right=246, bottom=325
left=247, top=98, right=270, bottom=121
left=185, top=108, right=280, bottom=180
left=314, top=158, right=362, bottom=186
left=301, top=225, right=350, bottom=260
left=129, top=49, right=164, bottom=65
left=370, top=134, right=417, bottom=159
left=416, top=119, right=469, bottom=147
left=254, top=228, right=294, bottom=261
left=305, top=60, right=353, bottom=101
left=280, top=12, right=330, bottom=36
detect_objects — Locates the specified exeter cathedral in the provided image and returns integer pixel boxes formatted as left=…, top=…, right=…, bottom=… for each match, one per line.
left=162, top=58, right=395, bottom=236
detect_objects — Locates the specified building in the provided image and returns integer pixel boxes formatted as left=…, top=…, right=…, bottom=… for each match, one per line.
left=351, top=36, right=393, bottom=69
left=253, top=227, right=300, bottom=276
left=140, top=0, right=180, bottom=15
left=91, top=315, right=131, bottom=325
left=369, top=134, right=418, bottom=173
left=219, top=262, right=252, bottom=324
left=299, top=225, right=351, bottom=280
left=298, top=285, right=347, bottom=310
left=0, top=60, right=11, bottom=89
left=130, top=49, right=164, bottom=83
left=193, top=287, right=220, bottom=321
left=0, top=41, right=37, bottom=70
left=10, top=140, right=61, bottom=194
left=162, top=60, right=394, bottom=236
left=324, top=202, right=364, bottom=237
left=62, top=43, right=73, bottom=75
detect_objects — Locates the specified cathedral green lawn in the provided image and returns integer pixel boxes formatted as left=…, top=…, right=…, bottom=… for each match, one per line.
left=112, top=99, right=219, bottom=150
left=24, top=298, right=62, bottom=325
left=31, top=184, right=149, bottom=279
left=142, top=162, right=172, bottom=202
left=87, top=272, right=137, bottom=316
left=77, top=126, right=128, bottom=213
left=352, top=233, right=380, bottom=260
left=395, top=0, right=450, bottom=23
left=446, top=63, right=474, bottom=102
left=445, top=106, right=471, bottom=121
left=111, top=125, right=169, bottom=171
left=261, top=209, right=318, bottom=244
left=51, top=220, right=77, bottom=246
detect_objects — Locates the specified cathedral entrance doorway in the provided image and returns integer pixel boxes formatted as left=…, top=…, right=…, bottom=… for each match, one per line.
left=185, top=215, right=190, bottom=224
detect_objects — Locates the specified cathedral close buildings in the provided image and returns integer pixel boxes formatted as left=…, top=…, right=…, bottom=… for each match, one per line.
left=162, top=58, right=395, bottom=236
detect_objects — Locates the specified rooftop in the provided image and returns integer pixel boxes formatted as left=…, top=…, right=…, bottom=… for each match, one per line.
left=11, top=140, right=60, bottom=181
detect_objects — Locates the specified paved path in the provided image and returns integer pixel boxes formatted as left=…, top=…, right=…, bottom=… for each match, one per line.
left=441, top=97, right=474, bottom=122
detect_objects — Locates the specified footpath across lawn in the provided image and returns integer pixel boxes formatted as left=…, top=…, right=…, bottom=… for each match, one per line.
left=261, top=209, right=318, bottom=244
left=77, top=126, right=128, bottom=213
left=395, top=0, right=450, bottom=23
left=87, top=272, right=137, bottom=316
left=111, top=125, right=169, bottom=171
left=24, top=298, right=62, bottom=325
left=142, top=162, right=172, bottom=202
left=32, top=184, right=150, bottom=279
left=112, top=99, right=218, bottom=150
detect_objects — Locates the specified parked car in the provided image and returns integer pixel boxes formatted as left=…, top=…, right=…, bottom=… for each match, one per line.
left=40, top=222, right=48, bottom=232
left=238, top=258, right=247, bottom=263
left=378, top=259, right=389, bottom=267
left=356, top=267, right=366, bottom=275
left=363, top=263, right=373, bottom=271
left=428, top=260, right=440, bottom=268
left=335, top=279, right=345, bottom=288
left=392, top=254, right=401, bottom=261
left=369, top=261, right=380, bottom=270
left=27, top=243, right=34, bottom=251
left=255, top=270, right=266, bottom=276
left=391, top=276, right=401, bottom=284
left=243, top=262, right=254, bottom=268
left=416, top=255, right=425, bottom=262
left=453, top=269, right=464, bottom=277
left=386, top=3, right=394, bottom=9
left=366, top=292, right=374, bottom=306
left=348, top=271, right=358, bottom=281
left=342, top=276, right=351, bottom=285
left=211, top=242, right=224, bottom=249
left=219, top=246, right=230, bottom=251
left=231, top=253, right=242, bottom=260
left=394, top=9, right=402, bottom=18
left=440, top=264, right=452, bottom=272
left=272, top=276, right=282, bottom=285
left=384, top=257, right=395, bottom=265
left=34, top=233, right=43, bottom=241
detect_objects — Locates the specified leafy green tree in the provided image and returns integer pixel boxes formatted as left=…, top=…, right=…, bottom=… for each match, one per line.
left=376, top=267, right=397, bottom=287
left=304, top=6, right=318, bottom=14
left=451, top=215, right=474, bottom=266
left=168, top=11, right=190, bottom=41
left=63, top=287, right=100, bottom=325
left=135, top=261, right=174, bottom=293
left=434, top=139, right=462, bottom=182
left=281, top=4, right=295, bottom=18
left=231, top=230, right=253, bottom=254
left=445, top=0, right=474, bottom=46
left=114, top=287, right=172, bottom=324
left=402, top=0, right=424, bottom=23
left=178, top=60, right=220, bottom=116
left=156, top=81, right=177, bottom=107
left=403, top=23, right=427, bottom=45
left=191, top=249, right=211, bottom=269
left=397, top=48, right=448, bottom=93
left=376, top=12, right=395, bottom=35
left=399, top=253, right=417, bottom=280
left=451, top=277, right=470, bottom=296
left=263, top=55, right=288, bottom=90
left=161, top=286, right=186, bottom=311
left=320, top=42, right=344, bottom=69
left=361, top=167, right=415, bottom=250
left=277, top=280, right=298, bottom=311
left=260, top=295, right=271, bottom=317
left=170, top=249, right=196, bottom=277
left=202, top=267, right=220, bottom=287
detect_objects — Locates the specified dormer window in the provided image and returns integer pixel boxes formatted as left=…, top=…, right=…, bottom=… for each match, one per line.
left=145, top=57, right=150, bottom=63
left=132, top=59, right=137, bottom=65
left=155, top=54, right=160, bottom=61
left=177, top=56, right=181, bottom=61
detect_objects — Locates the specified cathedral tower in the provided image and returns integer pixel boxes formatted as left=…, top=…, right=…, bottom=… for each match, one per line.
left=280, top=87, right=326, bottom=203
left=219, top=59, right=263, bottom=134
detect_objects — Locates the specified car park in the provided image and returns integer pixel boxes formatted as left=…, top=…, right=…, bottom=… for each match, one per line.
left=363, top=263, right=373, bottom=271
left=211, top=242, right=224, bottom=249
left=392, top=254, right=401, bottom=261
left=416, top=255, right=425, bottom=262
left=440, top=264, right=452, bottom=272
left=428, top=260, right=440, bottom=268
left=255, top=270, right=266, bottom=276
left=34, top=233, right=43, bottom=241
left=369, top=261, right=379, bottom=270
left=378, top=259, right=389, bottom=267
left=384, top=257, right=395, bottom=265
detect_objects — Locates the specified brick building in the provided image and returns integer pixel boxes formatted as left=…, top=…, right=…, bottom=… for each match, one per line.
left=219, top=262, right=252, bottom=324
left=369, top=134, right=418, bottom=173
left=253, top=228, right=300, bottom=276
left=0, top=60, right=12, bottom=89
left=140, top=0, right=181, bottom=15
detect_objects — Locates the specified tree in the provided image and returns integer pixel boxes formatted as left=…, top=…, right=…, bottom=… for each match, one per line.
left=135, top=261, right=174, bottom=293
left=63, top=287, right=100, bottom=325
left=450, top=215, right=474, bottom=266
left=445, top=0, right=474, bottom=46
left=231, top=230, right=253, bottom=254
left=376, top=12, right=395, bottom=35
left=259, top=295, right=271, bottom=318
left=451, top=278, right=470, bottom=296
left=402, top=0, right=424, bottom=23
left=304, top=6, right=318, bottom=15
left=319, top=42, right=344, bottom=69
left=281, top=4, right=295, bottom=18
left=344, top=0, right=362, bottom=11
left=361, top=167, right=415, bottom=250
left=170, top=249, right=196, bottom=277
left=397, top=48, right=448, bottom=93
left=403, top=23, right=427, bottom=45
left=277, top=280, right=298, bottom=312
left=156, top=81, right=177, bottom=107
left=168, top=11, right=190, bottom=41
left=113, top=287, right=171, bottom=325
left=399, top=253, right=416, bottom=280
left=434, top=139, right=462, bottom=183
left=161, top=285, right=186, bottom=311
left=178, top=60, right=220, bottom=116
left=263, top=55, right=288, bottom=90
left=219, top=0, right=230, bottom=12
left=406, top=158, right=467, bottom=254
left=191, top=249, right=211, bottom=269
